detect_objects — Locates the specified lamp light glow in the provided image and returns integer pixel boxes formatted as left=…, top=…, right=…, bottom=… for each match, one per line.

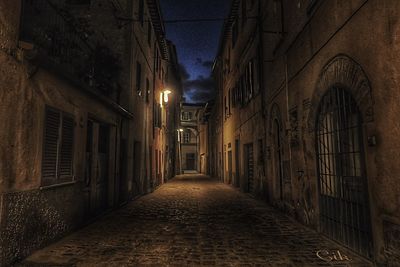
left=163, top=90, right=172, bottom=103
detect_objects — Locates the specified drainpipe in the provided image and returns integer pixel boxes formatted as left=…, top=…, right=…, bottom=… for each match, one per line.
left=257, top=0, right=268, bottom=196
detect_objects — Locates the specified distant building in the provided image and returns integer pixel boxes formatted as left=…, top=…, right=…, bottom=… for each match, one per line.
left=198, top=102, right=213, bottom=175
left=179, top=103, right=205, bottom=173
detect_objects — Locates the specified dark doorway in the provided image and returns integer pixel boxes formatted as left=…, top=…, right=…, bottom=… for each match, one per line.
left=234, top=139, right=240, bottom=187
left=228, top=150, right=233, bottom=184
left=133, top=141, right=141, bottom=196
left=316, top=87, right=373, bottom=258
left=244, top=143, right=254, bottom=193
left=119, top=138, right=128, bottom=204
left=85, top=120, right=110, bottom=216
left=186, top=153, right=196, bottom=170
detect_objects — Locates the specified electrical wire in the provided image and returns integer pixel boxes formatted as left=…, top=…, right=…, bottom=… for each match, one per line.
left=116, top=16, right=258, bottom=24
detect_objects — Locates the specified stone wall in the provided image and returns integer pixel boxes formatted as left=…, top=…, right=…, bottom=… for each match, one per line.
left=212, top=0, right=400, bottom=264
left=0, top=185, right=84, bottom=265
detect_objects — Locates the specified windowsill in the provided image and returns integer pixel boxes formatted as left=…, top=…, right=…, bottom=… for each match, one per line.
left=40, top=180, right=76, bottom=191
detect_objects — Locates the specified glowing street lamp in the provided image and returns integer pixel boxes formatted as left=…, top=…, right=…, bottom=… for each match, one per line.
left=163, top=90, right=172, bottom=103
left=160, top=89, right=172, bottom=106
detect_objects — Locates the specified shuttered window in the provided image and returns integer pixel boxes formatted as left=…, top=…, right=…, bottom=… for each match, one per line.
left=42, top=107, right=74, bottom=186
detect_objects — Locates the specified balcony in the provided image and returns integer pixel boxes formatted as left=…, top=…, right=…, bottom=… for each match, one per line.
left=19, top=0, right=121, bottom=97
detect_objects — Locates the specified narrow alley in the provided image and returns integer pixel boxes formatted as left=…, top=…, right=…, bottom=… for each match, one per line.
left=21, top=175, right=371, bottom=267
left=2, top=0, right=400, bottom=266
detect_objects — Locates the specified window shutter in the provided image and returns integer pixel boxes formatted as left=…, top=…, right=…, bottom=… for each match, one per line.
left=59, top=115, right=74, bottom=180
left=136, top=62, right=142, bottom=92
left=42, top=108, right=61, bottom=185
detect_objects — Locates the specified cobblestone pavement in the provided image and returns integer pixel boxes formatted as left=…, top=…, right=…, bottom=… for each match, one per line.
left=21, top=175, right=373, bottom=267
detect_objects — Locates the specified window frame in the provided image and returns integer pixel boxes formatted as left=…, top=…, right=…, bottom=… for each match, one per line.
left=42, top=106, right=75, bottom=186
left=183, top=131, right=191, bottom=143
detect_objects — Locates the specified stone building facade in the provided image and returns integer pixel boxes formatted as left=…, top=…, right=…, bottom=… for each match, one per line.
left=198, top=102, right=213, bottom=175
left=211, top=0, right=400, bottom=265
left=0, top=0, right=182, bottom=265
left=179, top=103, right=205, bottom=172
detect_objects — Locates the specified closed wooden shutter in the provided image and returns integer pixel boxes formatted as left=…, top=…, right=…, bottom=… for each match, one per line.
left=42, top=108, right=61, bottom=185
left=42, top=107, right=74, bottom=186
left=59, top=115, right=74, bottom=180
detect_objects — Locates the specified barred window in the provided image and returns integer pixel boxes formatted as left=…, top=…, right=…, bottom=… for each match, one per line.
left=42, top=107, right=74, bottom=186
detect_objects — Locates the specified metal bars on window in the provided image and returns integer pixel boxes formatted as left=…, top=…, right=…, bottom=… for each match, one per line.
left=316, top=87, right=372, bottom=258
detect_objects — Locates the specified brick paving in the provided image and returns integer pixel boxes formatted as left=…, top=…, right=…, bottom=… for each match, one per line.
left=20, top=175, right=373, bottom=267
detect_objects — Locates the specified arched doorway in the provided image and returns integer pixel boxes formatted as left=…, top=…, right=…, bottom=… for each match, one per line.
left=270, top=103, right=285, bottom=201
left=316, top=87, right=372, bottom=257
left=273, top=119, right=284, bottom=200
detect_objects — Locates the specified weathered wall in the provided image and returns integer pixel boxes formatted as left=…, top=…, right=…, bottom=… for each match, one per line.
left=263, top=0, right=400, bottom=264
left=0, top=185, right=84, bottom=264
left=0, top=1, right=125, bottom=264
left=0, top=46, right=121, bottom=265
left=211, top=0, right=400, bottom=264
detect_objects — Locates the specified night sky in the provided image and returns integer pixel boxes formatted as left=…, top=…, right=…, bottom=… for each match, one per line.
left=159, top=0, right=232, bottom=103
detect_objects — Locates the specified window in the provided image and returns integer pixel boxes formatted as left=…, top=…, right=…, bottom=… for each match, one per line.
left=228, top=89, right=231, bottom=115
left=155, top=50, right=159, bottom=72
left=181, top=111, right=193, bottom=121
left=139, top=0, right=144, bottom=26
left=241, top=0, right=247, bottom=27
left=235, top=59, right=256, bottom=107
left=232, top=18, right=238, bottom=47
left=42, top=107, right=74, bottom=186
left=224, top=96, right=228, bottom=119
left=146, top=78, right=150, bottom=102
left=154, top=103, right=162, bottom=128
left=183, top=132, right=191, bottom=143
left=136, top=61, right=142, bottom=94
left=147, top=21, right=152, bottom=46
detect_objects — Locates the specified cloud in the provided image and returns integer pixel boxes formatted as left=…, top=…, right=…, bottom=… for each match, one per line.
left=183, top=75, right=215, bottom=103
left=195, top=58, right=203, bottom=65
left=179, top=64, right=190, bottom=81
left=202, top=60, right=214, bottom=69
left=194, top=58, right=214, bottom=69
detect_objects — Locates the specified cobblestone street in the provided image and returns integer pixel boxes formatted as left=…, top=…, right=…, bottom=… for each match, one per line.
left=21, top=175, right=373, bottom=267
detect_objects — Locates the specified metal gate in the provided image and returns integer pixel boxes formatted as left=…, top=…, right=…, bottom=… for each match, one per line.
left=316, top=87, right=372, bottom=258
